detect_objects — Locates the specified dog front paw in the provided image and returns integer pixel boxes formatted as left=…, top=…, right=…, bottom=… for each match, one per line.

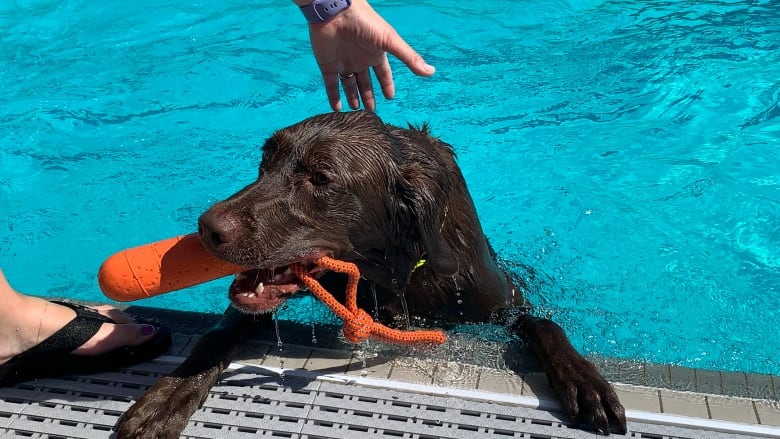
left=115, top=375, right=209, bottom=439
left=548, top=358, right=627, bottom=435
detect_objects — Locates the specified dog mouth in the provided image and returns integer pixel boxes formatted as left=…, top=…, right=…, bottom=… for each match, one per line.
left=229, top=253, right=329, bottom=314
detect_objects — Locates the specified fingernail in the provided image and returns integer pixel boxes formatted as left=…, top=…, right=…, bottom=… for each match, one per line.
left=423, top=63, right=435, bottom=74
left=141, top=325, right=155, bottom=336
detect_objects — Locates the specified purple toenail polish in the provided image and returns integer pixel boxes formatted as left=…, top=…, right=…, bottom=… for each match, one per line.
left=142, top=325, right=155, bottom=336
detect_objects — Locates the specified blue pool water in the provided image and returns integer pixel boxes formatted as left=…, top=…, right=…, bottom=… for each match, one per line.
left=1, top=1, right=778, bottom=375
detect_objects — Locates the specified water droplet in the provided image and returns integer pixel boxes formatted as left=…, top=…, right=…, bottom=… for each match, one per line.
left=371, top=283, right=380, bottom=319
left=399, top=296, right=411, bottom=329
left=273, top=311, right=283, bottom=349
left=355, top=347, right=368, bottom=369
left=392, top=279, right=412, bottom=329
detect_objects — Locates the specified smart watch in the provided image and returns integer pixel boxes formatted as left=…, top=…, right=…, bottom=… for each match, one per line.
left=300, top=0, right=352, bottom=24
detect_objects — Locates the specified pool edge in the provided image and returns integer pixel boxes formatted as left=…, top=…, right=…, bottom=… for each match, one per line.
left=101, top=302, right=780, bottom=432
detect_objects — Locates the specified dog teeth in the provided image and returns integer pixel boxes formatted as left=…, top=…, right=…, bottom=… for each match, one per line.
left=235, top=272, right=247, bottom=281
left=273, top=273, right=283, bottom=282
left=238, top=282, right=265, bottom=298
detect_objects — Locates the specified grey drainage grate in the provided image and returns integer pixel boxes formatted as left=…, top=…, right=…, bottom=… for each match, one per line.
left=0, top=359, right=769, bottom=439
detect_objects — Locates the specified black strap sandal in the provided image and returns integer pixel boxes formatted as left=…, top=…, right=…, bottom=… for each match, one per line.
left=0, top=301, right=172, bottom=386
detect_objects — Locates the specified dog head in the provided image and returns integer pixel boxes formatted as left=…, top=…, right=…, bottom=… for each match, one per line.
left=199, top=111, right=460, bottom=314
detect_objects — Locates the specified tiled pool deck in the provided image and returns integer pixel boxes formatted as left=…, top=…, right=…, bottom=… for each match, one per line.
left=1, top=303, right=778, bottom=438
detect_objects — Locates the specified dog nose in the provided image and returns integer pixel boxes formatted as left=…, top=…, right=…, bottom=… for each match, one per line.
left=198, top=211, right=239, bottom=248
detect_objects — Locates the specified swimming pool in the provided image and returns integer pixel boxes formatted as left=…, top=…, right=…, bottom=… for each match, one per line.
left=1, top=0, right=777, bottom=376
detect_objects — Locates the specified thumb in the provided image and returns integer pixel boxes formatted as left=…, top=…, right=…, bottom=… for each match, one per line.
left=0, top=268, right=12, bottom=290
left=385, top=33, right=435, bottom=77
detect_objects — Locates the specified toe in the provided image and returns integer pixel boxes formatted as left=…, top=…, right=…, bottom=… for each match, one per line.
left=91, top=305, right=137, bottom=324
left=72, top=322, right=157, bottom=355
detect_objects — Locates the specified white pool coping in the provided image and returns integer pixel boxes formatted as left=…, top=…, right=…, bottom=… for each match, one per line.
left=205, top=356, right=780, bottom=438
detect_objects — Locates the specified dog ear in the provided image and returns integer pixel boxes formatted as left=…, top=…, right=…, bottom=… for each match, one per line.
left=398, top=152, right=459, bottom=277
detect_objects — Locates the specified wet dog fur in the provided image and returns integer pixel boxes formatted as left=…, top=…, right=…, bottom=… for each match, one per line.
left=117, top=111, right=627, bottom=437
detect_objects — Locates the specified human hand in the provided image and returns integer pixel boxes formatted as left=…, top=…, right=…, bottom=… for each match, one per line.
left=305, top=0, right=435, bottom=111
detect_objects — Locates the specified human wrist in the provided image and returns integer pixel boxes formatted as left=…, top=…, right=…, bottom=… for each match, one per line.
left=294, top=0, right=353, bottom=24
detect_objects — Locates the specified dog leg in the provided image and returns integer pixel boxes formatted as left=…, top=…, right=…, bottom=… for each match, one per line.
left=513, top=315, right=627, bottom=435
left=116, top=308, right=265, bottom=439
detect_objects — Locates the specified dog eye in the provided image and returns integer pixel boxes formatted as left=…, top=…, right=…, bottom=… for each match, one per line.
left=310, top=171, right=331, bottom=186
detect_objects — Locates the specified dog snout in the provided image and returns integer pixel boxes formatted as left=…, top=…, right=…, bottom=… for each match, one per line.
left=198, top=210, right=239, bottom=249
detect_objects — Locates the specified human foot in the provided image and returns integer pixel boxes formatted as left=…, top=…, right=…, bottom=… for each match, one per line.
left=0, top=269, right=171, bottom=385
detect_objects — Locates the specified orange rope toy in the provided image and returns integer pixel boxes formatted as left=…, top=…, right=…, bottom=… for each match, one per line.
left=291, top=257, right=446, bottom=346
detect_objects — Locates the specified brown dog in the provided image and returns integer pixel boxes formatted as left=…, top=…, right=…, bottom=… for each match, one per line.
left=117, top=111, right=626, bottom=437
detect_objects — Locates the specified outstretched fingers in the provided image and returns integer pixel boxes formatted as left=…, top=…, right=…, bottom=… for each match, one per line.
left=323, top=71, right=343, bottom=112
left=355, top=70, right=376, bottom=111
left=325, top=69, right=378, bottom=112
left=383, top=30, right=435, bottom=78
left=371, top=57, right=395, bottom=101
left=338, top=72, right=360, bottom=110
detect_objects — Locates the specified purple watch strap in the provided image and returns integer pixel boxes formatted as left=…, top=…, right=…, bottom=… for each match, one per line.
left=300, top=0, right=352, bottom=24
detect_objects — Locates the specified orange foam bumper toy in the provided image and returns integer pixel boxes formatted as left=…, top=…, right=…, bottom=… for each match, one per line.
left=98, top=233, right=245, bottom=301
